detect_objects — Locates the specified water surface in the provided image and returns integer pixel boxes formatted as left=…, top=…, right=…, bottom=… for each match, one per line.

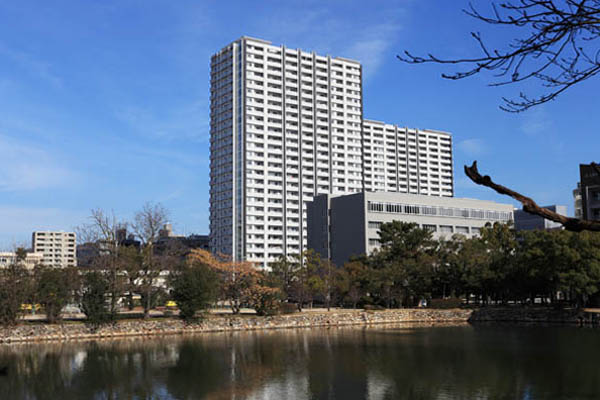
left=1, top=323, right=599, bottom=399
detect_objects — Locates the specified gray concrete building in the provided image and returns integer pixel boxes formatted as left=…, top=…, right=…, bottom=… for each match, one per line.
left=307, top=192, right=513, bottom=266
left=514, top=205, right=567, bottom=231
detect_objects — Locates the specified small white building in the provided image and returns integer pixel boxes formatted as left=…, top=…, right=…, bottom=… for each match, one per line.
left=32, top=231, right=77, bottom=268
left=0, top=251, right=44, bottom=269
left=307, top=192, right=514, bottom=266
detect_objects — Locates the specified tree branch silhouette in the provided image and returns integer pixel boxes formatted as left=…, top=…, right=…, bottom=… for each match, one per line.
left=398, top=0, right=600, bottom=112
left=465, top=161, right=600, bottom=231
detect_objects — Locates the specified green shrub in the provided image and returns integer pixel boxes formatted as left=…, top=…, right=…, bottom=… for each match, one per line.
left=140, top=287, right=168, bottom=312
left=36, top=267, right=76, bottom=323
left=428, top=298, right=463, bottom=309
left=248, top=287, right=282, bottom=316
left=170, top=262, right=219, bottom=321
left=0, top=262, right=29, bottom=326
left=80, top=271, right=114, bottom=329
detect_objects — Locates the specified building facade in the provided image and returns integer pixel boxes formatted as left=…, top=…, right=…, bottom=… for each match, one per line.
left=209, top=37, right=454, bottom=268
left=577, top=164, right=600, bottom=221
left=32, top=231, right=77, bottom=268
left=155, top=223, right=210, bottom=255
left=307, top=192, right=513, bottom=266
left=362, top=120, right=453, bottom=196
left=514, top=205, right=567, bottom=231
left=0, top=251, right=44, bottom=269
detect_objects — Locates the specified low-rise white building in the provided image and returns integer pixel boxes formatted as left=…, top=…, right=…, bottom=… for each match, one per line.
left=32, top=231, right=77, bottom=268
left=307, top=192, right=514, bottom=266
left=0, top=251, right=44, bottom=269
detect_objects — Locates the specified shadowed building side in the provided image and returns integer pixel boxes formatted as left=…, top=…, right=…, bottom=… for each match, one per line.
left=514, top=205, right=567, bottom=231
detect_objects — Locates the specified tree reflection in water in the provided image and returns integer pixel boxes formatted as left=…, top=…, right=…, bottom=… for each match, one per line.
left=1, top=323, right=599, bottom=399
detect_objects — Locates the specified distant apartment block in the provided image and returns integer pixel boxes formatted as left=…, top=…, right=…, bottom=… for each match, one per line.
left=362, top=120, right=453, bottom=196
left=77, top=224, right=210, bottom=267
left=307, top=192, right=513, bottom=266
left=32, top=231, right=77, bottom=268
left=0, top=251, right=44, bottom=269
left=155, top=223, right=210, bottom=255
left=514, top=205, right=567, bottom=231
left=209, top=36, right=454, bottom=268
left=576, top=164, right=600, bottom=221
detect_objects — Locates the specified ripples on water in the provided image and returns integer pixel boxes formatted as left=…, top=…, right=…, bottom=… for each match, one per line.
left=0, top=323, right=599, bottom=399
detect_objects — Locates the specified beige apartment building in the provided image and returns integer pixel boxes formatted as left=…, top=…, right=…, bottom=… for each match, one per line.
left=32, top=231, right=77, bottom=268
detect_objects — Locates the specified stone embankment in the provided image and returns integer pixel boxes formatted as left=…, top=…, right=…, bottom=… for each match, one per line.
left=2, top=307, right=590, bottom=344
left=468, top=307, right=583, bottom=324
left=0, top=309, right=472, bottom=344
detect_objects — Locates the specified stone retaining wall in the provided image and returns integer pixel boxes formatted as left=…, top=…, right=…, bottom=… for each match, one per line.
left=1, top=307, right=588, bottom=344
left=0, top=309, right=472, bottom=344
left=467, top=307, right=582, bottom=324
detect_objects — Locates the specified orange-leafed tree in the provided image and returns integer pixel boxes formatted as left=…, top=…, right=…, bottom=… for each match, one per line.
left=187, top=250, right=282, bottom=315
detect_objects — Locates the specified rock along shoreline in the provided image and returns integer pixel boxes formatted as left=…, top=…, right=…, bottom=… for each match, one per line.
left=0, top=309, right=472, bottom=344
left=1, top=307, right=589, bottom=344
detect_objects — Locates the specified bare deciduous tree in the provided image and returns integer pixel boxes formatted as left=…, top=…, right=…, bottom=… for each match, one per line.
left=131, top=202, right=169, bottom=246
left=75, top=208, right=126, bottom=318
left=75, top=208, right=123, bottom=245
left=131, top=202, right=169, bottom=318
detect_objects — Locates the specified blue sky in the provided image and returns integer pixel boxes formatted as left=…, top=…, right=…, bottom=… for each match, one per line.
left=1, top=0, right=598, bottom=249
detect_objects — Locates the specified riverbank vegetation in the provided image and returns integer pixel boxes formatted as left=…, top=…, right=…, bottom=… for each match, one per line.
left=2, top=221, right=600, bottom=327
left=342, top=222, right=600, bottom=309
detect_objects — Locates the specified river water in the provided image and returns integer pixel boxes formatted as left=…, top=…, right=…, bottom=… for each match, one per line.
left=1, top=323, right=598, bottom=399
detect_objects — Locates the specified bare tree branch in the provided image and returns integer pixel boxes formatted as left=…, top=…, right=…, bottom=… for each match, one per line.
left=398, top=0, right=600, bottom=112
left=131, top=202, right=169, bottom=246
left=75, top=208, right=124, bottom=245
left=464, top=161, right=600, bottom=232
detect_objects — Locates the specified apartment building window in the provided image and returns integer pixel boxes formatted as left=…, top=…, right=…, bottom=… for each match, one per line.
left=404, top=205, right=419, bottom=214
left=367, top=201, right=510, bottom=221
left=470, top=209, right=485, bottom=219
left=368, top=221, right=383, bottom=229
left=440, top=225, right=454, bottom=234
left=456, top=226, right=469, bottom=234
left=423, top=224, right=437, bottom=232
left=368, top=202, right=384, bottom=212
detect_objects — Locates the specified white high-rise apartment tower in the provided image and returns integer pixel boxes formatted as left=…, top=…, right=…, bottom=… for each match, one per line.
left=209, top=37, right=453, bottom=268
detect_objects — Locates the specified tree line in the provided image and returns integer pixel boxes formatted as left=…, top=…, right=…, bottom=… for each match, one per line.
left=3, top=219, right=600, bottom=327
left=269, top=221, right=600, bottom=310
